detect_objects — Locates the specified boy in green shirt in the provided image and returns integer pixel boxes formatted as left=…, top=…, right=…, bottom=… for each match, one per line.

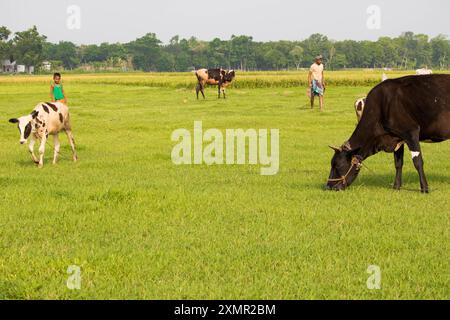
left=50, top=73, right=67, bottom=104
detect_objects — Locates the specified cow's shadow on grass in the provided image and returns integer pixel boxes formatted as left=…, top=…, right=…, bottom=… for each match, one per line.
left=15, top=159, right=38, bottom=167
left=313, top=172, right=449, bottom=193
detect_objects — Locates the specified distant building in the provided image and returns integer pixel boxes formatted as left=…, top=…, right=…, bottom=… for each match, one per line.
left=16, top=64, right=26, bottom=73
left=2, top=59, right=16, bottom=73
left=1, top=60, right=35, bottom=73
left=42, top=61, right=52, bottom=71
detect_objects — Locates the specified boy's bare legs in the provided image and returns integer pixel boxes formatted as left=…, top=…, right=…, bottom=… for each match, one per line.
left=319, top=95, right=324, bottom=112
left=310, top=95, right=314, bottom=108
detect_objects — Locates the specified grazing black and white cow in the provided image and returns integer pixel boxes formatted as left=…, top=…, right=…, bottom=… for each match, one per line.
left=327, top=74, right=450, bottom=193
left=195, top=68, right=236, bottom=99
left=9, top=102, right=77, bottom=167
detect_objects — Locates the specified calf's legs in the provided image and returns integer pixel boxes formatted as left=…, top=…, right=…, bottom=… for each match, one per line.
left=52, top=134, right=60, bottom=164
left=28, top=135, right=39, bottom=164
left=65, top=129, right=78, bottom=162
left=38, top=134, right=47, bottom=168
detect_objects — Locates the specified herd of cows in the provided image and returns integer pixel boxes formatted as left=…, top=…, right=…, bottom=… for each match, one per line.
left=7, top=69, right=450, bottom=193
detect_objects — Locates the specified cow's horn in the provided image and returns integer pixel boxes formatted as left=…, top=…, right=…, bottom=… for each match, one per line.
left=328, top=145, right=341, bottom=152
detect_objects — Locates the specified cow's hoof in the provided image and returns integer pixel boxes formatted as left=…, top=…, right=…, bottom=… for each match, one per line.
left=393, top=185, right=401, bottom=190
left=421, top=188, right=429, bottom=194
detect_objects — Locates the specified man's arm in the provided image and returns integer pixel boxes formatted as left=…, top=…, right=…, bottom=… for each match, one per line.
left=308, top=70, right=312, bottom=87
left=322, top=70, right=325, bottom=88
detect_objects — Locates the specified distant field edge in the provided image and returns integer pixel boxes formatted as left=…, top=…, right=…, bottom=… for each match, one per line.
left=0, top=70, right=449, bottom=89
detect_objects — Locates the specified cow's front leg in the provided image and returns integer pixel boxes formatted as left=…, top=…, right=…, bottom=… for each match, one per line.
left=393, top=144, right=404, bottom=190
left=38, top=134, right=48, bottom=168
left=406, top=138, right=428, bottom=193
left=222, top=86, right=226, bottom=99
left=52, top=134, right=60, bottom=164
left=218, top=84, right=221, bottom=98
left=28, top=135, right=39, bottom=164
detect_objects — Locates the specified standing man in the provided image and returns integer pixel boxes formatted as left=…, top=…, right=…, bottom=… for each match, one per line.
left=308, top=55, right=325, bottom=111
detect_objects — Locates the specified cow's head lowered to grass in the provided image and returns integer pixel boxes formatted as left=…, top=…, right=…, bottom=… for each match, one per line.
left=9, top=110, right=39, bottom=144
left=326, top=143, right=363, bottom=191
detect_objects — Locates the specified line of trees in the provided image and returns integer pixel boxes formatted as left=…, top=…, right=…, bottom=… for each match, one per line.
left=1, top=26, right=449, bottom=72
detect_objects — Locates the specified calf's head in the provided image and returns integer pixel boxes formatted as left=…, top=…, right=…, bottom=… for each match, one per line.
left=9, top=110, right=38, bottom=144
left=326, top=143, right=363, bottom=191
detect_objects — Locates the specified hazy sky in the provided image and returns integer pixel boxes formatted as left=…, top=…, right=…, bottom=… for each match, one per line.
left=1, top=0, right=449, bottom=44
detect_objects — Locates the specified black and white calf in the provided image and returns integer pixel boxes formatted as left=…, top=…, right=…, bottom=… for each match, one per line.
left=9, top=102, right=77, bottom=167
left=354, top=74, right=388, bottom=122
left=354, top=97, right=366, bottom=122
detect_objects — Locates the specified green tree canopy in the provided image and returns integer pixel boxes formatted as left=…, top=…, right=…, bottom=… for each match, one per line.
left=12, top=26, right=47, bottom=66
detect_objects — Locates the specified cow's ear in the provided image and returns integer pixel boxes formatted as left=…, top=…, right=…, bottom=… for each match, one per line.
left=9, top=118, right=18, bottom=124
left=328, top=145, right=341, bottom=152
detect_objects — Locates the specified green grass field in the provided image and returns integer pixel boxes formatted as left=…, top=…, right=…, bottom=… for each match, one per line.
left=0, top=72, right=448, bottom=299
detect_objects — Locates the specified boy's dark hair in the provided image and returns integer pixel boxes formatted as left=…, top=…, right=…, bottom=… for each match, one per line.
left=53, top=72, right=61, bottom=78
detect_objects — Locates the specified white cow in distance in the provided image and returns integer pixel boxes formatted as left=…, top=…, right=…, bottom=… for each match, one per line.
left=416, top=68, right=433, bottom=75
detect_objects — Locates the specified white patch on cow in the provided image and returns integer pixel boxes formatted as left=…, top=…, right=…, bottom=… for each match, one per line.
left=411, top=151, right=420, bottom=159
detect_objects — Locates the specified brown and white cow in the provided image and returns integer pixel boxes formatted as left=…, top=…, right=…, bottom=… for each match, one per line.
left=195, top=68, right=236, bottom=99
left=9, top=102, right=77, bottom=167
